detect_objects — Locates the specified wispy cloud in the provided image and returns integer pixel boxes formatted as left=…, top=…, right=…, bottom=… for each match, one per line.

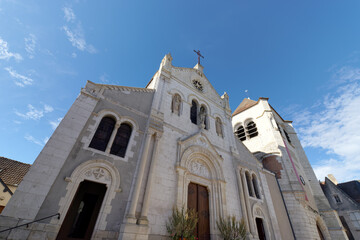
left=0, top=37, right=22, bottom=61
left=62, top=7, right=96, bottom=53
left=4, top=67, right=33, bottom=87
left=63, top=7, right=75, bottom=22
left=25, top=34, right=36, bottom=59
left=49, top=117, right=63, bottom=130
left=292, top=67, right=360, bottom=182
left=25, top=134, right=48, bottom=147
left=15, top=104, right=53, bottom=120
left=100, top=73, right=109, bottom=83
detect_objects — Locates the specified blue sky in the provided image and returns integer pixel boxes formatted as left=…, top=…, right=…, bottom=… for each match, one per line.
left=1, top=0, right=360, bottom=182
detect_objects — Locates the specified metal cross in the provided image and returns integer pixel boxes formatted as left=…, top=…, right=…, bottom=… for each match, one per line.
left=193, top=50, right=204, bottom=65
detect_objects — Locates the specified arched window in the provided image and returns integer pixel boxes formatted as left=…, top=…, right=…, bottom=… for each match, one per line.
left=171, top=94, right=181, bottom=116
left=215, top=117, right=223, bottom=137
left=246, top=121, right=258, bottom=138
left=245, top=172, right=254, bottom=197
left=110, top=123, right=132, bottom=158
left=89, top=117, right=115, bottom=151
left=199, top=105, right=208, bottom=129
left=235, top=126, right=246, bottom=141
left=252, top=174, right=260, bottom=199
left=190, top=100, right=197, bottom=124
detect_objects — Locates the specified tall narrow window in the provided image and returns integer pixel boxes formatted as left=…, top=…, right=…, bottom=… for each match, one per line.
left=284, top=130, right=291, bottom=143
left=235, top=126, right=246, bottom=141
left=252, top=174, right=260, bottom=199
left=110, top=123, right=132, bottom=157
left=245, top=172, right=254, bottom=197
left=246, top=121, right=258, bottom=138
left=89, top=117, right=115, bottom=151
left=190, top=100, right=197, bottom=124
left=215, top=117, right=223, bottom=137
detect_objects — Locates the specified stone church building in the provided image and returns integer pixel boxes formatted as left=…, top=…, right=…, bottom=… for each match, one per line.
left=0, top=54, right=349, bottom=239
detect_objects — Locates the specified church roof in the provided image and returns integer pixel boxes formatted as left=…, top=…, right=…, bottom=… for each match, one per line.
left=0, top=157, right=31, bottom=186
left=232, top=98, right=258, bottom=116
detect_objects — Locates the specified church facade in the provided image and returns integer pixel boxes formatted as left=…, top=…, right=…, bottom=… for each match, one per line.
left=0, top=54, right=348, bottom=240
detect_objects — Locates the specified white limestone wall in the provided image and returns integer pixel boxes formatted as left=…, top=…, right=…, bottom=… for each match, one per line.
left=1, top=90, right=98, bottom=221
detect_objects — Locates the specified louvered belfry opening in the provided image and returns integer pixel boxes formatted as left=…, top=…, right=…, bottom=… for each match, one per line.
left=235, top=126, right=246, bottom=141
left=110, top=123, right=132, bottom=158
left=89, top=117, right=115, bottom=151
left=246, top=121, right=258, bottom=138
left=190, top=100, right=198, bottom=124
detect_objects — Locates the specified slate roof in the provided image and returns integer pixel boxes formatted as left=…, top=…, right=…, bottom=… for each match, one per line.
left=0, top=157, right=31, bottom=186
left=232, top=98, right=257, bottom=116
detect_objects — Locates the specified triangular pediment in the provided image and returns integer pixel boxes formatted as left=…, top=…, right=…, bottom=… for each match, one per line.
left=178, top=130, right=222, bottom=162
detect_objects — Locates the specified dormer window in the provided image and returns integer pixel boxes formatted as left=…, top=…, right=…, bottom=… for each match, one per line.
left=334, top=194, right=341, bottom=203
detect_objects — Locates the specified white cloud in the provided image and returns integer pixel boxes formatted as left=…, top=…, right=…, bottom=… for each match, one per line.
left=100, top=73, right=109, bottom=83
left=62, top=7, right=96, bottom=54
left=4, top=67, right=33, bottom=87
left=71, top=52, right=77, bottom=58
left=13, top=120, right=22, bottom=124
left=0, top=37, right=22, bottom=61
left=15, top=104, right=54, bottom=120
left=25, top=34, right=36, bottom=58
left=43, top=137, right=49, bottom=144
left=63, top=7, right=76, bottom=22
left=293, top=67, right=360, bottom=182
left=62, top=25, right=96, bottom=53
left=49, top=117, right=63, bottom=130
left=25, top=134, right=44, bottom=147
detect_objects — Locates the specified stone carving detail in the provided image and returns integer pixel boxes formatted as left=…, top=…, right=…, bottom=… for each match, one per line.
left=189, top=160, right=210, bottom=179
left=255, top=208, right=263, bottom=217
left=172, top=94, right=181, bottom=116
left=84, top=167, right=111, bottom=182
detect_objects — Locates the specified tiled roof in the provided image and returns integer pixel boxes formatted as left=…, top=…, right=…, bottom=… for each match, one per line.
left=0, top=157, right=31, bottom=186
left=232, top=98, right=257, bottom=116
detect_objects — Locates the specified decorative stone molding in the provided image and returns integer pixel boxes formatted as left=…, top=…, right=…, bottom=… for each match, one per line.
left=53, top=159, right=121, bottom=233
left=189, top=160, right=210, bottom=179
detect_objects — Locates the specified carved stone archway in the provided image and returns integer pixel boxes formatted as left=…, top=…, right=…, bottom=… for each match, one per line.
left=52, top=159, right=121, bottom=236
left=176, top=145, right=225, bottom=239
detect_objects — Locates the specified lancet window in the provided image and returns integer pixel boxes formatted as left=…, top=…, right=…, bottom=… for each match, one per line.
left=89, top=117, right=115, bottom=151
left=190, top=100, right=198, bottom=124
left=110, top=123, right=132, bottom=157
left=245, top=172, right=254, bottom=197
left=89, top=116, right=133, bottom=158
left=252, top=174, right=261, bottom=199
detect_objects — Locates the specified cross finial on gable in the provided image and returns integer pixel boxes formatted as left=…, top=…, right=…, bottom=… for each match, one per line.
left=193, top=50, right=204, bottom=65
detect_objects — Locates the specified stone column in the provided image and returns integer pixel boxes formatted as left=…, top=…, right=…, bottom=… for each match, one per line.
left=138, top=133, right=161, bottom=225
left=105, top=123, right=120, bottom=153
left=127, top=131, right=153, bottom=223
left=241, top=169, right=256, bottom=236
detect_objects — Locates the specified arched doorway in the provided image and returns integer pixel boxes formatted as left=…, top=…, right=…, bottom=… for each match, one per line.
left=56, top=181, right=107, bottom=240
left=256, top=218, right=266, bottom=240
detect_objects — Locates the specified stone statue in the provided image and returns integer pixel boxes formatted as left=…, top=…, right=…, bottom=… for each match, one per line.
left=172, top=94, right=181, bottom=116
left=199, top=106, right=207, bottom=128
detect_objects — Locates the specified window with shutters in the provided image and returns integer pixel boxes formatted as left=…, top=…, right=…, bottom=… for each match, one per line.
left=190, top=100, right=198, bottom=124
left=89, top=117, right=115, bottom=152
left=246, top=121, right=258, bottom=138
left=235, top=126, right=246, bottom=141
left=110, top=123, right=132, bottom=158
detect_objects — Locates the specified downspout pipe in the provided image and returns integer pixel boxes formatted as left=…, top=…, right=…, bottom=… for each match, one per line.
left=274, top=174, right=297, bottom=240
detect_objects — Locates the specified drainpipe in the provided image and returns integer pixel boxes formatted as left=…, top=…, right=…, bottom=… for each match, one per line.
left=274, top=176, right=297, bottom=240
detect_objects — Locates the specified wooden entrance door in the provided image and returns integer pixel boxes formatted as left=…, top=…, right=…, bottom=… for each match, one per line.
left=56, top=180, right=107, bottom=240
left=188, top=182, right=210, bottom=240
left=256, top=218, right=266, bottom=240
